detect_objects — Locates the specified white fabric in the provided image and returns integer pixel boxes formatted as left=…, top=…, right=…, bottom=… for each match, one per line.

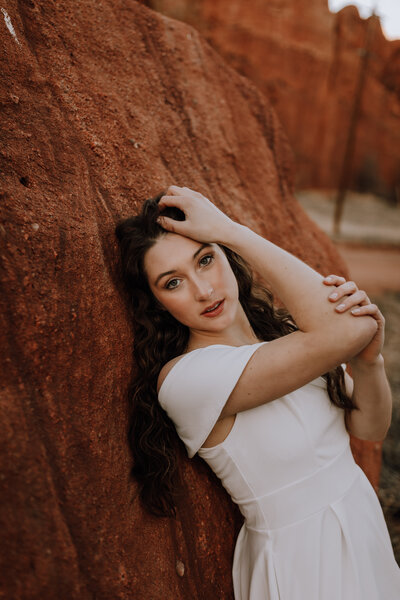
left=158, top=342, right=266, bottom=458
left=158, top=343, right=400, bottom=599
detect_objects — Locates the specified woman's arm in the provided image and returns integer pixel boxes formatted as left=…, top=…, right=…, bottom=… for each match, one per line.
left=345, top=358, right=392, bottom=441
left=158, top=186, right=377, bottom=415
left=221, top=223, right=362, bottom=334
left=322, top=275, right=392, bottom=441
left=159, top=186, right=376, bottom=336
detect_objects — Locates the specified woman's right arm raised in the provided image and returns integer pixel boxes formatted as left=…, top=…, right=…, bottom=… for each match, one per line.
left=157, top=186, right=377, bottom=416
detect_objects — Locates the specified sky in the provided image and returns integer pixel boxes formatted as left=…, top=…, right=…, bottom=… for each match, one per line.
left=328, top=0, right=400, bottom=40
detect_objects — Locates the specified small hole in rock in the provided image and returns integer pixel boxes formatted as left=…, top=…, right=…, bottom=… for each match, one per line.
left=20, top=176, right=30, bottom=187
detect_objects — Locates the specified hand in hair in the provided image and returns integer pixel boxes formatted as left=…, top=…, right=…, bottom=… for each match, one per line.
left=157, top=185, right=236, bottom=244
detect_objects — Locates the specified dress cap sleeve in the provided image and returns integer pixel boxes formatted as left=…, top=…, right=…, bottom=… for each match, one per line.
left=158, top=342, right=267, bottom=458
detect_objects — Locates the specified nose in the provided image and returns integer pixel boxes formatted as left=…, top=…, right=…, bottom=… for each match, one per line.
left=193, top=277, right=214, bottom=301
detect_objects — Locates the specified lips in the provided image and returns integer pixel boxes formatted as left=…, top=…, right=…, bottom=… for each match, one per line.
left=201, top=299, right=225, bottom=317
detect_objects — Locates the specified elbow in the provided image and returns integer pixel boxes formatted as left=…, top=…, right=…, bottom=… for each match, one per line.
left=346, top=409, right=391, bottom=442
left=350, top=430, right=388, bottom=443
left=348, top=422, right=390, bottom=443
left=340, top=316, right=378, bottom=361
left=355, top=316, right=378, bottom=345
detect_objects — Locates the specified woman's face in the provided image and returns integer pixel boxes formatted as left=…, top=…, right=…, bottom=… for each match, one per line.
left=144, top=233, right=240, bottom=333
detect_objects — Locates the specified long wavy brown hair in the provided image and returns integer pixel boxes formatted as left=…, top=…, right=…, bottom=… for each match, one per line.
left=115, top=192, right=354, bottom=517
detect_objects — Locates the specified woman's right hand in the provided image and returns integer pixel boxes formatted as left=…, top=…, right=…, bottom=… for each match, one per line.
left=157, top=185, right=238, bottom=243
left=323, top=274, right=384, bottom=367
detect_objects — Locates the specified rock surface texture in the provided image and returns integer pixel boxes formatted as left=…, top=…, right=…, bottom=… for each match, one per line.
left=0, top=1, right=381, bottom=598
left=147, top=0, right=400, bottom=197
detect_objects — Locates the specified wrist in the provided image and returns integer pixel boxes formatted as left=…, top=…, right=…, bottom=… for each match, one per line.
left=217, top=221, right=248, bottom=248
left=349, top=353, right=385, bottom=372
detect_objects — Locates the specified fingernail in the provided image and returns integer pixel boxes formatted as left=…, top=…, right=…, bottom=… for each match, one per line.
left=336, top=304, right=346, bottom=311
left=351, top=308, right=360, bottom=314
left=329, top=292, right=338, bottom=300
left=325, top=276, right=333, bottom=282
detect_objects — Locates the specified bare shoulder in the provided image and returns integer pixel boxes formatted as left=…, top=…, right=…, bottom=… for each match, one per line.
left=157, top=355, right=185, bottom=393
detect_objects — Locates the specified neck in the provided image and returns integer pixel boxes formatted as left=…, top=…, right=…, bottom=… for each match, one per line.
left=186, top=305, right=261, bottom=351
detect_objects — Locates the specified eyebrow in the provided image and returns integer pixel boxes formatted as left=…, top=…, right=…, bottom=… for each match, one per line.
left=154, top=243, right=212, bottom=286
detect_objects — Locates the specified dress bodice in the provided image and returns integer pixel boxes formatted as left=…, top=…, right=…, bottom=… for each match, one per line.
left=158, top=342, right=400, bottom=599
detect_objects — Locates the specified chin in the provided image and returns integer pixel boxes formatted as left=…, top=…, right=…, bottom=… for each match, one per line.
left=202, top=311, right=235, bottom=332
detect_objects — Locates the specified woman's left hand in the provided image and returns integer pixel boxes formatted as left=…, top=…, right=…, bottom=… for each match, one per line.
left=323, top=274, right=385, bottom=366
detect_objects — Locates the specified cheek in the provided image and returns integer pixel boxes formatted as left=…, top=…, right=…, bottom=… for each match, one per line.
left=153, top=289, right=191, bottom=320
left=218, top=262, right=239, bottom=296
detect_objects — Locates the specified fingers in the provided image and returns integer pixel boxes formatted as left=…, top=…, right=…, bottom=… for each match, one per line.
left=327, top=280, right=357, bottom=299
left=326, top=280, right=368, bottom=306
left=161, top=185, right=200, bottom=200
left=323, top=274, right=376, bottom=315
left=158, top=185, right=202, bottom=211
left=156, top=214, right=186, bottom=235
left=351, top=303, right=385, bottom=324
left=334, top=290, right=369, bottom=312
left=165, top=185, right=189, bottom=196
left=323, top=274, right=347, bottom=286
left=158, top=193, right=186, bottom=210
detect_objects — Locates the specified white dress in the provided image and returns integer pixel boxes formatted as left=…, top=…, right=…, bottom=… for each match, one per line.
left=158, top=342, right=400, bottom=599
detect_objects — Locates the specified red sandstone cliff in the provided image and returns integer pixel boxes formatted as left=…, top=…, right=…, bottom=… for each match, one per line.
left=147, top=0, right=400, bottom=197
left=0, top=1, right=381, bottom=598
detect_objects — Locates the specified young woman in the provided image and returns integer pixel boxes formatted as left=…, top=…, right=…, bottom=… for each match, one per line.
left=115, top=185, right=400, bottom=599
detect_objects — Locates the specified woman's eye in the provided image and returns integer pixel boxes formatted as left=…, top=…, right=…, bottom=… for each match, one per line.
left=199, top=254, right=214, bottom=267
left=166, top=278, right=180, bottom=290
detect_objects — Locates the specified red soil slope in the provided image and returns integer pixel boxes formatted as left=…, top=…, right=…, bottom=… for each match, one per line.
left=0, top=1, right=380, bottom=598
left=147, top=0, right=400, bottom=197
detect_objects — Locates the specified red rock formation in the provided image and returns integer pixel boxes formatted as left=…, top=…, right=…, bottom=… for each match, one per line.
left=0, top=1, right=380, bottom=598
left=147, top=0, right=400, bottom=197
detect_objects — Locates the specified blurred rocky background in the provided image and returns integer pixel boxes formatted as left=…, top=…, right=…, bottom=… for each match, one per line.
left=144, top=0, right=400, bottom=200
left=1, top=0, right=399, bottom=597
